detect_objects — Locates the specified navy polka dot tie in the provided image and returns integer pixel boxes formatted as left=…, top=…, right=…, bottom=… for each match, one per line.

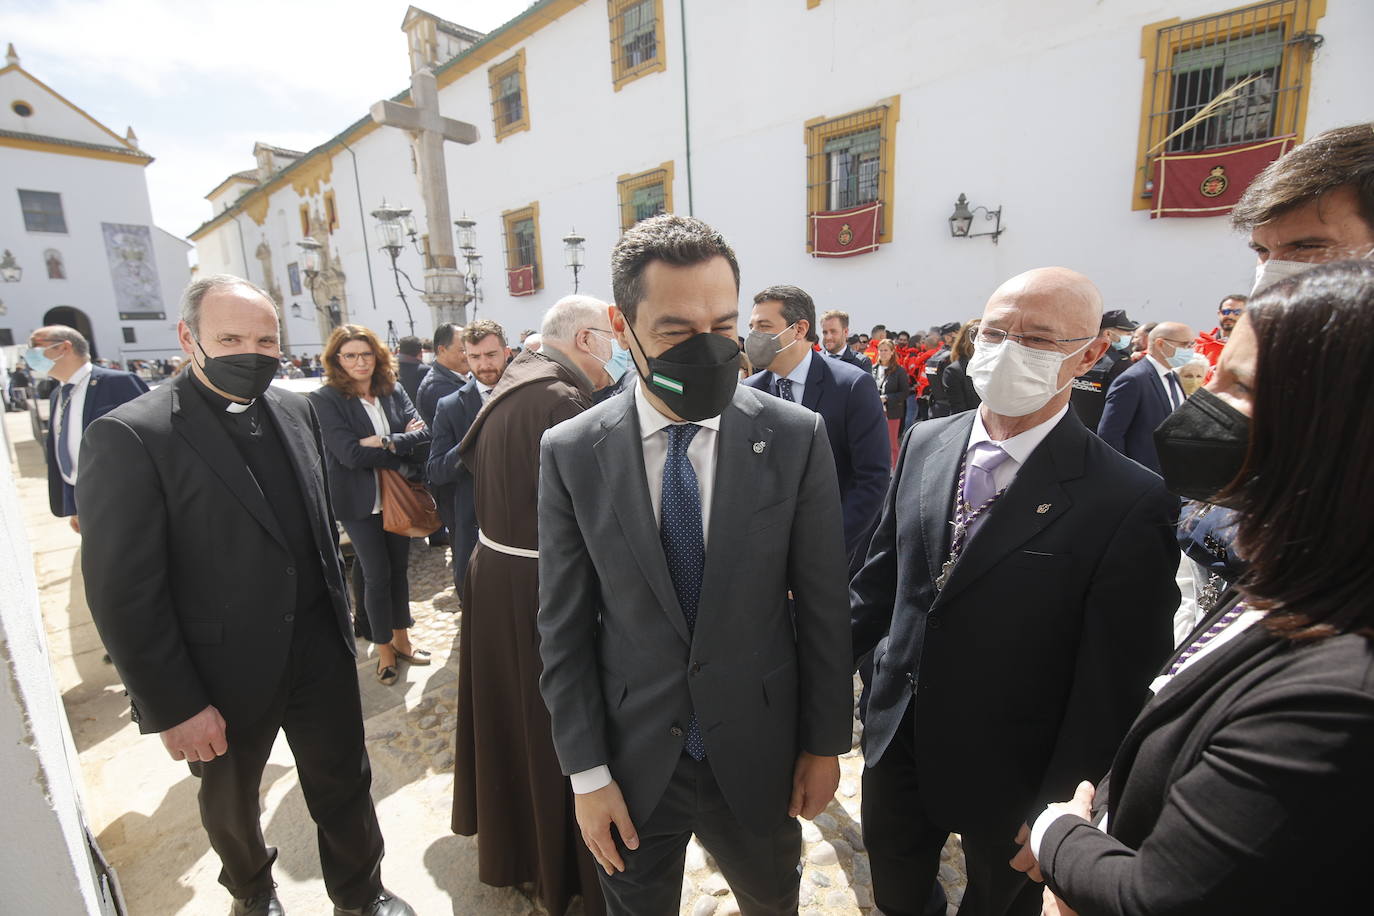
left=661, top=423, right=706, bottom=760
left=775, top=378, right=794, bottom=402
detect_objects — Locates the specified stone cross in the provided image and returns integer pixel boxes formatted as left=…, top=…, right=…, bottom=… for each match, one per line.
left=371, top=67, right=478, bottom=324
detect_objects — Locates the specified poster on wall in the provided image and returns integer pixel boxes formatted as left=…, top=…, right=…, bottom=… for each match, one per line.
left=288, top=262, right=303, bottom=296
left=101, top=222, right=166, bottom=319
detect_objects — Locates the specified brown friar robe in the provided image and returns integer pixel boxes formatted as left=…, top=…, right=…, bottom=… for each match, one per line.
left=451, top=346, right=605, bottom=916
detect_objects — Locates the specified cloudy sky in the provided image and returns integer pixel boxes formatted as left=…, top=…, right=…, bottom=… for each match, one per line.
left=7, top=0, right=535, bottom=242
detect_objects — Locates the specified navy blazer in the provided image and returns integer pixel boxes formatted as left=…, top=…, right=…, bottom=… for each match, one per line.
left=836, top=347, right=873, bottom=373
left=308, top=384, right=431, bottom=521
left=47, top=365, right=149, bottom=516
left=1097, top=357, right=1179, bottom=473
left=415, top=361, right=468, bottom=427
left=425, top=379, right=484, bottom=586
left=744, top=350, right=889, bottom=559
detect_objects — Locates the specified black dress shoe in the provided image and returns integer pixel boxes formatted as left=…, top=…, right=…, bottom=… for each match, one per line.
left=333, top=890, right=416, bottom=916
left=230, top=889, right=285, bottom=916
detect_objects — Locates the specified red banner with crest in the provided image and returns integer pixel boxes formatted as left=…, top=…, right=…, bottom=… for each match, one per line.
left=810, top=201, right=882, bottom=257
left=507, top=264, right=536, bottom=296
left=1151, top=135, right=1295, bottom=219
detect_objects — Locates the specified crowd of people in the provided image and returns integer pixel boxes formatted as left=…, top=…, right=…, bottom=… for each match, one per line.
left=16, top=121, right=1374, bottom=916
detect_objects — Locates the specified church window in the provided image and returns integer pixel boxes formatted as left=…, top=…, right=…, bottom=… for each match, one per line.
left=1131, top=0, right=1326, bottom=210
left=44, top=249, right=65, bottom=280
left=609, top=0, right=666, bottom=91
left=617, top=163, right=674, bottom=232
left=299, top=204, right=311, bottom=238
left=489, top=50, right=530, bottom=141
left=325, top=191, right=339, bottom=232
left=18, top=190, right=67, bottom=234
left=502, top=203, right=543, bottom=296
left=122, top=327, right=136, bottom=344
left=804, top=97, right=900, bottom=249
left=11, top=100, right=33, bottom=117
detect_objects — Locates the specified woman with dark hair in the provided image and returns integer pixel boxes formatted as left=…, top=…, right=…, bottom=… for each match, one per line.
left=1011, top=259, right=1374, bottom=915
left=873, top=337, right=911, bottom=466
left=310, top=325, right=432, bottom=685
left=940, top=318, right=981, bottom=414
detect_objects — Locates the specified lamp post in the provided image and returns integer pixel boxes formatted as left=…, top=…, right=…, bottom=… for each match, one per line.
left=1, top=249, right=23, bottom=282
left=454, top=215, right=482, bottom=317
left=371, top=202, right=419, bottom=335
left=562, top=228, right=585, bottom=293
left=947, top=193, right=1004, bottom=244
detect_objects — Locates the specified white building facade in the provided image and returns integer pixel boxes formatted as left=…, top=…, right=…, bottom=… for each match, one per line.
left=190, top=0, right=1371, bottom=350
left=0, top=46, right=189, bottom=364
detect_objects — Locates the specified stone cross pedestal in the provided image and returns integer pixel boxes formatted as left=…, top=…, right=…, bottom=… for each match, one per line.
left=371, top=67, right=478, bottom=327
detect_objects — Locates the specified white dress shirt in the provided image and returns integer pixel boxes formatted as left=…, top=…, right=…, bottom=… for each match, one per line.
left=773, top=347, right=813, bottom=405
left=570, top=381, right=723, bottom=795
left=360, top=395, right=389, bottom=514
left=965, top=404, right=1069, bottom=493
left=55, top=361, right=94, bottom=484
left=1148, top=354, right=1183, bottom=410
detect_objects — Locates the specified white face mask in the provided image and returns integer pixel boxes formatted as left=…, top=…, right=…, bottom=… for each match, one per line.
left=969, top=337, right=1094, bottom=418
left=1251, top=258, right=1312, bottom=296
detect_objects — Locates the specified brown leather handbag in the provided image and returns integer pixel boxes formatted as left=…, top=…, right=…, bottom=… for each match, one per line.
left=378, top=468, right=441, bottom=537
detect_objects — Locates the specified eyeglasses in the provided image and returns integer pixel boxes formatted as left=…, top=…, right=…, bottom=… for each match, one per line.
left=976, top=327, right=1096, bottom=352
left=338, top=351, right=376, bottom=363
left=1219, top=308, right=1245, bottom=316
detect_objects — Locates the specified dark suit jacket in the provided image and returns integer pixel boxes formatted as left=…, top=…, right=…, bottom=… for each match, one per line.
left=308, top=384, right=431, bottom=521
left=47, top=365, right=149, bottom=516
left=537, top=384, right=854, bottom=835
left=415, top=362, right=468, bottom=427
left=872, top=362, right=912, bottom=420
left=1097, top=357, right=1178, bottom=473
left=425, top=379, right=484, bottom=584
left=76, top=372, right=355, bottom=733
left=851, top=408, right=1179, bottom=837
left=836, top=347, right=872, bottom=373
left=396, top=356, right=429, bottom=404
left=1041, top=597, right=1374, bottom=914
left=941, top=360, right=980, bottom=415
left=744, top=352, right=889, bottom=560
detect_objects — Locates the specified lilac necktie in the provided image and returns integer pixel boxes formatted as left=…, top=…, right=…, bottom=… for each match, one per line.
left=963, top=443, right=1011, bottom=540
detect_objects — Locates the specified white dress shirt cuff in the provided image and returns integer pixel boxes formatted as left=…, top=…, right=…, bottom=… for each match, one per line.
left=1030, top=806, right=1072, bottom=861
left=570, top=765, right=612, bottom=794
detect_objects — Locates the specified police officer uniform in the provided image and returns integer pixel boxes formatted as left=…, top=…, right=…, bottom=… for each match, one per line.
left=1071, top=309, right=1138, bottom=432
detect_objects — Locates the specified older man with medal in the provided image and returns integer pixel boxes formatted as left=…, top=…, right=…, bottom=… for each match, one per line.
left=850, top=267, right=1180, bottom=916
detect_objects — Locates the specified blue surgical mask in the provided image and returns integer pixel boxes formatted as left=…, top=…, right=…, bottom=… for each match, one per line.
left=1111, top=336, right=1132, bottom=352
left=604, top=340, right=632, bottom=384
left=23, top=343, right=60, bottom=376
left=1166, top=344, right=1196, bottom=369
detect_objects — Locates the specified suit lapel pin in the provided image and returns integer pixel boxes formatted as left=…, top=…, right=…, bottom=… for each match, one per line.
left=752, top=440, right=766, bottom=454
left=1036, top=503, right=1052, bottom=514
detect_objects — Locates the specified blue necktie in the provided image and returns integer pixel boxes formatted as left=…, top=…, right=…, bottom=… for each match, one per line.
left=775, top=378, right=794, bottom=402
left=660, top=423, right=706, bottom=760
left=56, top=383, right=75, bottom=479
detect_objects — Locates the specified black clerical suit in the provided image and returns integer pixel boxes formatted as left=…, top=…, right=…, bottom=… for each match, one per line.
left=850, top=408, right=1178, bottom=916
left=77, top=371, right=387, bottom=908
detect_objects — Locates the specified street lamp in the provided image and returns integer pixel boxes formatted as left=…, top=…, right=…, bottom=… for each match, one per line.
left=562, top=228, right=585, bottom=293
left=370, top=201, right=418, bottom=336
left=947, top=193, right=1004, bottom=244
left=455, top=215, right=482, bottom=316
left=291, top=297, right=343, bottom=330
left=1, top=249, right=22, bottom=282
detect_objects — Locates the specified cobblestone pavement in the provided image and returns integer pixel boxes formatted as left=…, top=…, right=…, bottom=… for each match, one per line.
left=14, top=406, right=968, bottom=915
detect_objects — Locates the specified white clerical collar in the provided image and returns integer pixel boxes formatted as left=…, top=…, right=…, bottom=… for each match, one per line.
left=225, top=398, right=255, bottom=413
left=634, top=380, right=721, bottom=439
left=967, top=404, right=1068, bottom=467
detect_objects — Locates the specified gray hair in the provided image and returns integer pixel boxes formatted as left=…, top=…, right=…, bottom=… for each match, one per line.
left=540, top=295, right=611, bottom=343
left=31, top=324, right=90, bottom=358
left=179, top=274, right=275, bottom=336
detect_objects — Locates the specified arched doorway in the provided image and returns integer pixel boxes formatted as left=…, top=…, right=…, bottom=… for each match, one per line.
left=43, top=306, right=97, bottom=360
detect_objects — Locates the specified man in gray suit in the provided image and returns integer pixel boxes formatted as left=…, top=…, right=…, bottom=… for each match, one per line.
left=538, top=214, right=854, bottom=914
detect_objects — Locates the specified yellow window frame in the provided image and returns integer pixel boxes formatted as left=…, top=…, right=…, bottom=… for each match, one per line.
left=617, top=162, right=675, bottom=232
left=502, top=202, right=544, bottom=293
left=1131, top=0, right=1327, bottom=211
left=804, top=96, right=900, bottom=248
left=489, top=49, right=530, bottom=142
left=608, top=0, right=666, bottom=91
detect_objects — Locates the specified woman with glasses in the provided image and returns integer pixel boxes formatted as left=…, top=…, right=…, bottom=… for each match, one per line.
left=310, top=325, right=432, bottom=685
left=1012, top=260, right=1374, bottom=915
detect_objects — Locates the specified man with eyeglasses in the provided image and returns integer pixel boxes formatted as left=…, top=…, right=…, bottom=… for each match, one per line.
left=851, top=267, right=1178, bottom=916
left=1097, top=321, right=1197, bottom=474
left=1193, top=295, right=1247, bottom=368
left=25, top=324, right=148, bottom=532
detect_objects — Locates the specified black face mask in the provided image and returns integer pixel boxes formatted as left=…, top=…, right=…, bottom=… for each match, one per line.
left=626, top=323, right=741, bottom=422
left=1153, top=387, right=1251, bottom=506
left=193, top=337, right=279, bottom=401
